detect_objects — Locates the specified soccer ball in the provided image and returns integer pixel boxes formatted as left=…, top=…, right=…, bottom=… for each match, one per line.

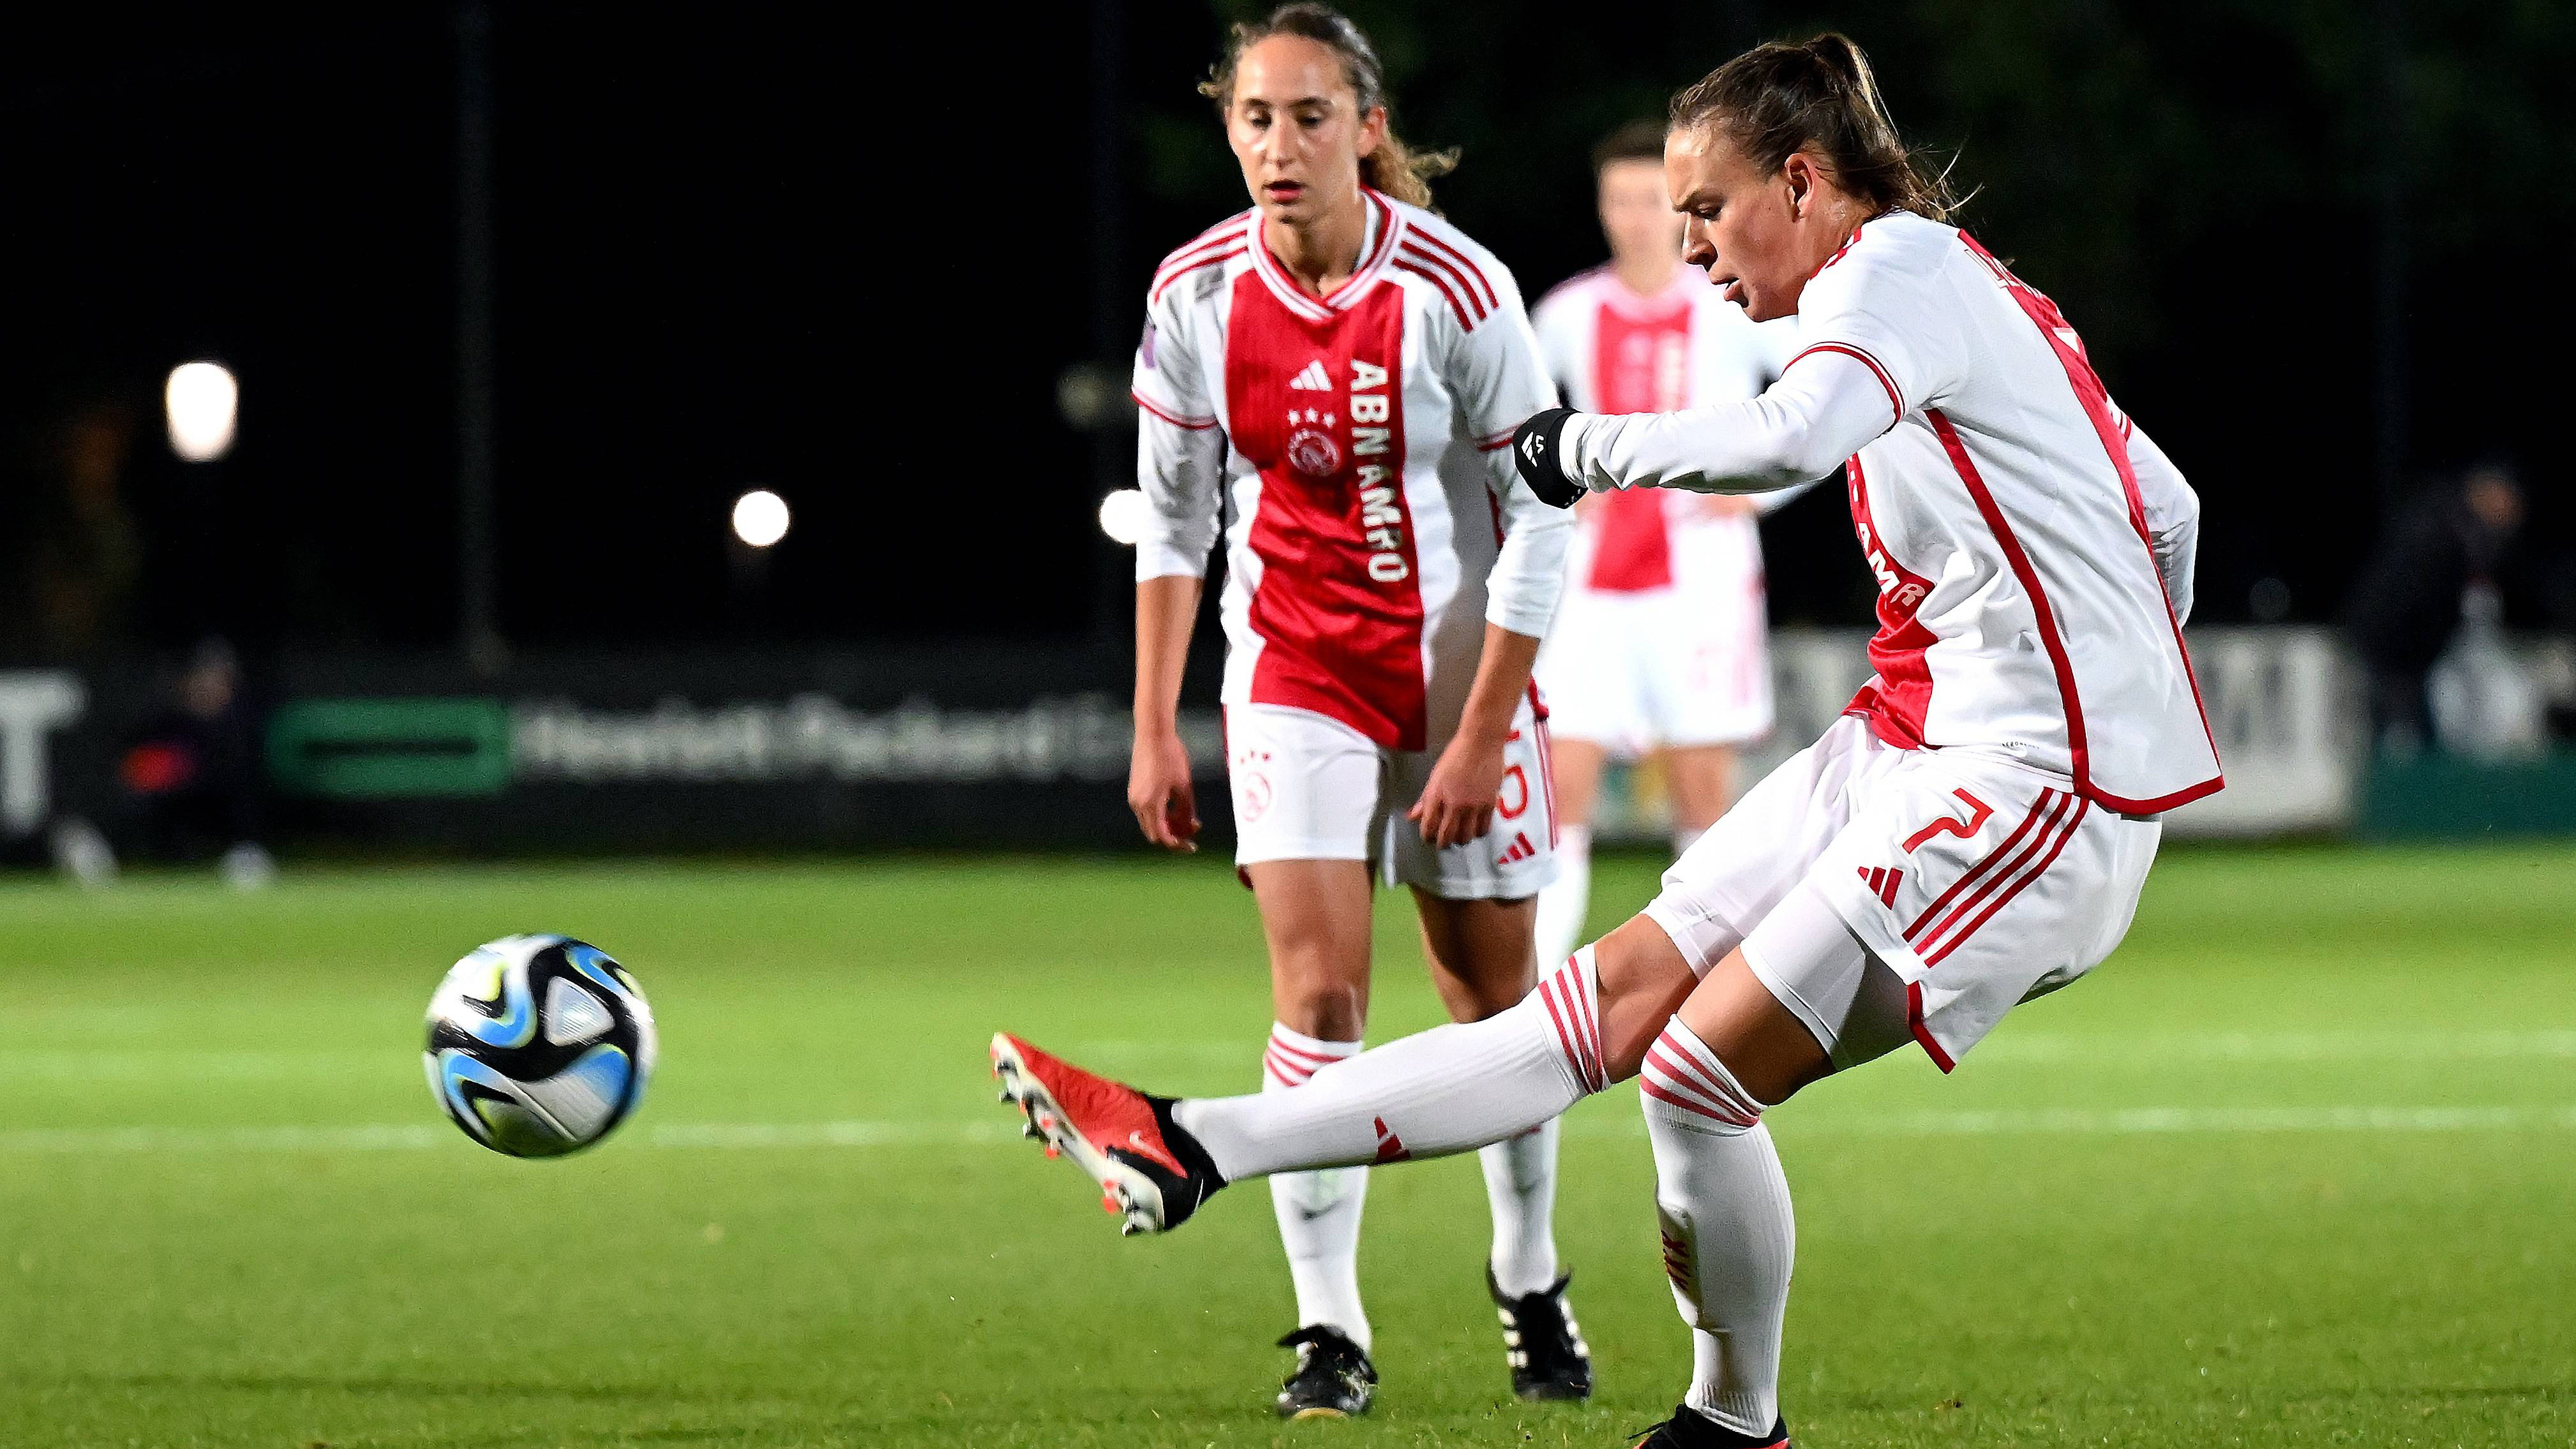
left=423, top=934, right=658, bottom=1157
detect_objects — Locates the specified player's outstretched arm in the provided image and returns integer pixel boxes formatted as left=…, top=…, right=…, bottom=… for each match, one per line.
left=1511, top=349, right=1896, bottom=505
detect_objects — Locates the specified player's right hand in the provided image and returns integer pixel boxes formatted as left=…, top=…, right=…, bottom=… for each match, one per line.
left=1509, top=408, right=1582, bottom=509
left=1128, top=729, right=1201, bottom=852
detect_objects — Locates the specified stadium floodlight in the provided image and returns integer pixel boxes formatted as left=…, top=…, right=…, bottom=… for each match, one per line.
left=1097, top=489, right=1148, bottom=546
left=731, top=489, right=790, bottom=548
left=165, top=362, right=239, bottom=462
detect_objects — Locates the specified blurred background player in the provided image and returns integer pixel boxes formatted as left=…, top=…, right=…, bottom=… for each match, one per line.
left=1121, top=3, right=1585, bottom=1419
left=49, top=639, right=274, bottom=890
left=1529, top=122, right=1803, bottom=973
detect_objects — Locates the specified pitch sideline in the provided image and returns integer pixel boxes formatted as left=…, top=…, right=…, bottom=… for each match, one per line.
left=3, top=1103, right=2571, bottom=1154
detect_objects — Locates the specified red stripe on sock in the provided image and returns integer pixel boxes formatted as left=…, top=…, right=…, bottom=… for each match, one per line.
left=1557, top=961, right=1605, bottom=1090
left=1264, top=1036, right=1344, bottom=1069
left=1647, top=1033, right=1760, bottom=1124
left=1536, top=976, right=1594, bottom=1090
left=1642, top=1044, right=1757, bottom=1126
left=1639, top=1074, right=1739, bottom=1124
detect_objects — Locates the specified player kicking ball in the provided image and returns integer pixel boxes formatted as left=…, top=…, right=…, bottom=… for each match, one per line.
left=998, top=31, right=2216, bottom=1448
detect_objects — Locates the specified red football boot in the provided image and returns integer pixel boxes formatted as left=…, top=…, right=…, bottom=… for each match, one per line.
left=989, top=1032, right=1225, bottom=1235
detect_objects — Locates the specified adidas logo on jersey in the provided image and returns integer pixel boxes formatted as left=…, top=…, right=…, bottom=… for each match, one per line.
left=1287, top=359, right=1331, bottom=391
left=1498, top=832, right=1538, bottom=865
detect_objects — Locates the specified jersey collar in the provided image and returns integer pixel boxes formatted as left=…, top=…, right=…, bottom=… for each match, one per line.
left=1250, top=189, right=1403, bottom=323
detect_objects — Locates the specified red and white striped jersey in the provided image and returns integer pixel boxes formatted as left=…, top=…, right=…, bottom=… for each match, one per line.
left=1561, top=212, right=2220, bottom=813
left=1530, top=268, right=1797, bottom=593
left=1129, top=190, right=1570, bottom=752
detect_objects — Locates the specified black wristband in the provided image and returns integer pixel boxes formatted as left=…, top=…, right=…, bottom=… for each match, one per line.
left=1509, top=408, right=1581, bottom=509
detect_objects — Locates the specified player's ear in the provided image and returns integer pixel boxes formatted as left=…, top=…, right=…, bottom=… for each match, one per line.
left=1781, top=150, right=1815, bottom=221
left=1355, top=104, right=1388, bottom=162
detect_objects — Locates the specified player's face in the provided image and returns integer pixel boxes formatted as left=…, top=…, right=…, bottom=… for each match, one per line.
left=1225, top=36, right=1384, bottom=228
left=1597, top=158, right=1682, bottom=275
left=1666, top=124, right=1836, bottom=322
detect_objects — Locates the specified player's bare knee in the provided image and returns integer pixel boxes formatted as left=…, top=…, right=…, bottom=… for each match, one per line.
left=1271, top=976, right=1368, bottom=1041
left=1590, top=916, right=1701, bottom=1083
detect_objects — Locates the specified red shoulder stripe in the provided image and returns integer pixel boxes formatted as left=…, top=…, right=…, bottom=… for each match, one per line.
left=1161, top=212, right=1253, bottom=264
left=1155, top=228, right=1246, bottom=281
left=1404, top=228, right=1501, bottom=311
left=1393, top=258, right=1474, bottom=331
left=1396, top=243, right=1488, bottom=321
left=1149, top=242, right=1245, bottom=304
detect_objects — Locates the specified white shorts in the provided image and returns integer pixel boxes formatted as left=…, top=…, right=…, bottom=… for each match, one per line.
left=1536, top=516, right=1772, bottom=755
left=1225, top=702, right=1557, bottom=900
left=1642, top=713, right=2162, bottom=1071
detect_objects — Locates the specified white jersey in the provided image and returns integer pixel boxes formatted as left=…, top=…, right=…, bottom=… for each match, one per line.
left=1129, top=190, right=1570, bottom=753
left=1529, top=268, right=1797, bottom=595
left=1561, top=211, right=2220, bottom=814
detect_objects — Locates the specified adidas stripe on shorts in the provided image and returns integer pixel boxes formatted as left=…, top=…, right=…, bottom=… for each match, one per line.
left=1644, top=713, right=2161, bottom=1072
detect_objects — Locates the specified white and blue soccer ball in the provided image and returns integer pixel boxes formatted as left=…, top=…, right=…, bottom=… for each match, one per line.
left=424, top=934, right=658, bottom=1157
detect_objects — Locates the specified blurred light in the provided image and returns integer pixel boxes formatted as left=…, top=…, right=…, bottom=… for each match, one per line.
left=732, top=489, right=790, bottom=548
left=165, top=362, right=238, bottom=462
left=2249, top=576, right=2291, bottom=621
left=1098, top=489, right=1148, bottom=546
left=1057, top=362, right=1124, bottom=431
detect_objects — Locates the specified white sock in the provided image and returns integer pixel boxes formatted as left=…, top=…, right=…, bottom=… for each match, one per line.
left=1534, top=823, right=1592, bottom=975
left=1640, top=1017, right=1793, bottom=1437
left=1262, top=1024, right=1372, bottom=1349
left=1176, top=950, right=1607, bottom=1181
left=1478, top=1120, right=1561, bottom=1296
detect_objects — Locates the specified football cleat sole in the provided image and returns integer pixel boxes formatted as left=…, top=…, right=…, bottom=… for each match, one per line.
left=990, top=1032, right=1171, bottom=1236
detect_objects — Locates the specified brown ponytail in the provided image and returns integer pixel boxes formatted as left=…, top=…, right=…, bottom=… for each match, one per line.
left=1668, top=33, right=1961, bottom=221
left=1199, top=3, right=1458, bottom=211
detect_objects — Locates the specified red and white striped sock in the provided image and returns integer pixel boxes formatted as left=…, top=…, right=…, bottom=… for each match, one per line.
left=1262, top=1024, right=1372, bottom=1350
left=1174, top=949, right=1607, bottom=1182
left=1640, top=1017, right=1793, bottom=1438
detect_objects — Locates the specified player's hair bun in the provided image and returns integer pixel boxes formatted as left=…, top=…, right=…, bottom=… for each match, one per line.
left=1668, top=32, right=1962, bottom=222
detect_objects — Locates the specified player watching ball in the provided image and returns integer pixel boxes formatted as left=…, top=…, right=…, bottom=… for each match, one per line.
left=1116, top=1, right=1585, bottom=1420
left=1530, top=121, right=1806, bottom=976
left=998, top=29, right=2218, bottom=1448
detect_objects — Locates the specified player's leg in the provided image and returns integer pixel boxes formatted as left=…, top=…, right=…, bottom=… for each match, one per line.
left=1411, top=887, right=1594, bottom=1399
left=993, top=722, right=1865, bottom=1208
left=1532, top=738, right=1605, bottom=971
left=1655, top=513, right=1770, bottom=860
left=1662, top=743, right=1737, bottom=854
left=1629, top=891, right=1908, bottom=1448
left=1532, top=590, right=1636, bottom=974
left=1247, top=858, right=1377, bottom=1372
left=1227, top=704, right=1392, bottom=1415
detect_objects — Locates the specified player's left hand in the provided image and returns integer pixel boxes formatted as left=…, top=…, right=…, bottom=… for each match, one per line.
left=1509, top=408, right=1582, bottom=508
left=1409, top=731, right=1508, bottom=849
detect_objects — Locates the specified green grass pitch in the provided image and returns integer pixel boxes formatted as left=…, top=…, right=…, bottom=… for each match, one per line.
left=3, top=844, right=2571, bottom=1448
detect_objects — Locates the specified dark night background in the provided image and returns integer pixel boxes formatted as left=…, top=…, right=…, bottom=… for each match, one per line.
left=5, top=1, right=2572, bottom=664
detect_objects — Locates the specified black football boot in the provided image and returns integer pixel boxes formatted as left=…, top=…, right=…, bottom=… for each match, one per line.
left=1274, top=1325, right=1377, bottom=1419
left=1490, top=1268, right=1594, bottom=1401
